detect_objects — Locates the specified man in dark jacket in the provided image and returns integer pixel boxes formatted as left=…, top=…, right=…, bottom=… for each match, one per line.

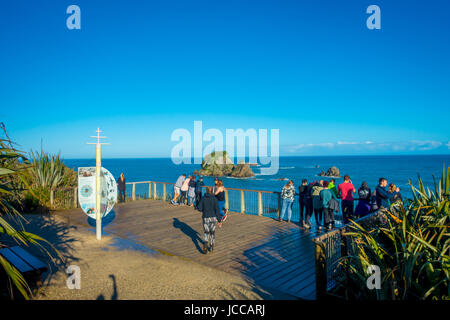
left=298, top=179, right=308, bottom=227
left=303, top=181, right=316, bottom=229
left=197, top=186, right=222, bottom=254
left=194, top=176, right=205, bottom=210
left=117, top=173, right=126, bottom=203
left=375, top=178, right=399, bottom=208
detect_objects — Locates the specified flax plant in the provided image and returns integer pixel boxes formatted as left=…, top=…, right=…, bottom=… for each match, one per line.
left=0, top=125, right=61, bottom=299
left=339, top=167, right=449, bottom=300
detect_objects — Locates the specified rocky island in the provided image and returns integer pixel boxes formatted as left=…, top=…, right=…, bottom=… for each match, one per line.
left=318, top=166, right=341, bottom=178
left=193, top=151, right=255, bottom=178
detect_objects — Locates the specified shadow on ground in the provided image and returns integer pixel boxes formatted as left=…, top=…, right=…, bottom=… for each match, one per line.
left=172, top=218, right=204, bottom=254
left=96, top=274, right=118, bottom=300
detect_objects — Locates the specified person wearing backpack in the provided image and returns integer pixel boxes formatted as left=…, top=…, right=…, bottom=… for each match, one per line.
left=355, top=181, right=371, bottom=218
left=197, top=186, right=222, bottom=254
left=311, top=181, right=325, bottom=230
left=194, top=176, right=205, bottom=210
left=320, top=181, right=338, bottom=230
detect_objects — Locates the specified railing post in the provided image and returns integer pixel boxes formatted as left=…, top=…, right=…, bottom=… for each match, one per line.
left=153, top=182, right=157, bottom=199
left=132, top=183, right=136, bottom=201
left=258, top=191, right=263, bottom=216
left=50, top=189, right=54, bottom=208
left=148, top=182, right=152, bottom=199
left=225, top=190, right=229, bottom=211
left=163, top=183, right=167, bottom=201
left=74, top=187, right=78, bottom=208
left=240, top=190, right=245, bottom=214
left=277, top=192, right=281, bottom=219
left=314, top=240, right=327, bottom=300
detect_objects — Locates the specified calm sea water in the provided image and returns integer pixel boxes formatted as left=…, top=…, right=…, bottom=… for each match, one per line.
left=64, top=155, right=449, bottom=200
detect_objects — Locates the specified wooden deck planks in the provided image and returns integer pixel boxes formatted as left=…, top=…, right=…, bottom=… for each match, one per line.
left=55, top=199, right=317, bottom=299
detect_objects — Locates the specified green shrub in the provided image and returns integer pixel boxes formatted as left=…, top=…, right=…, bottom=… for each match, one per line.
left=0, top=124, right=59, bottom=299
left=339, top=167, right=450, bottom=300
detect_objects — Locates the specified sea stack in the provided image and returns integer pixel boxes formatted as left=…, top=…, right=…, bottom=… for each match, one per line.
left=193, top=151, right=255, bottom=178
left=318, top=166, right=341, bottom=178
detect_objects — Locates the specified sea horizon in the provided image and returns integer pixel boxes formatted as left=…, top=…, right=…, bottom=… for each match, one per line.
left=64, top=154, right=450, bottom=201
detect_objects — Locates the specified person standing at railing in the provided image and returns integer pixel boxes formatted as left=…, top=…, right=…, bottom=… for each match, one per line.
left=194, top=176, right=205, bottom=210
left=298, top=179, right=309, bottom=227
left=320, top=181, right=338, bottom=230
left=212, top=177, right=218, bottom=194
left=117, top=173, right=126, bottom=203
left=388, top=183, right=402, bottom=216
left=214, top=180, right=227, bottom=223
left=188, top=176, right=196, bottom=206
left=171, top=174, right=186, bottom=205
left=338, top=175, right=356, bottom=224
left=197, top=186, right=222, bottom=254
left=328, top=178, right=339, bottom=197
left=311, top=181, right=325, bottom=229
left=179, top=175, right=191, bottom=205
left=375, top=178, right=399, bottom=209
left=279, top=180, right=295, bottom=223
left=303, top=181, right=315, bottom=229
left=355, top=181, right=371, bottom=218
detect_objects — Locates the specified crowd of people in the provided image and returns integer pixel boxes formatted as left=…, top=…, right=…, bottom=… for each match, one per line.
left=117, top=172, right=403, bottom=252
left=280, top=175, right=402, bottom=231
left=170, top=174, right=229, bottom=254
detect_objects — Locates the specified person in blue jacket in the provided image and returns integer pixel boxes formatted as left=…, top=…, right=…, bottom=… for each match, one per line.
left=375, top=177, right=399, bottom=209
left=320, top=181, right=338, bottom=230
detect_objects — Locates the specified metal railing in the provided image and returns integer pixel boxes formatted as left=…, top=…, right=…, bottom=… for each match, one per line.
left=312, top=210, right=385, bottom=299
left=49, top=179, right=364, bottom=228
left=124, top=181, right=284, bottom=219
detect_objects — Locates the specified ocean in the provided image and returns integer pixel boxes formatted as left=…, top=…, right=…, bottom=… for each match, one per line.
left=64, top=155, right=450, bottom=200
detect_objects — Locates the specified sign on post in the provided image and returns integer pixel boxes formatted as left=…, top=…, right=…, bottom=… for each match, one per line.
left=78, top=167, right=117, bottom=219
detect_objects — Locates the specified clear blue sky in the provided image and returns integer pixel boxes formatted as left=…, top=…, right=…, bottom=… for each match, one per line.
left=1, top=0, right=449, bottom=158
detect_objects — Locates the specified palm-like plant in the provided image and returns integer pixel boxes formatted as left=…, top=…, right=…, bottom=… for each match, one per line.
left=339, top=167, right=449, bottom=300
left=28, top=150, right=76, bottom=190
left=0, top=124, right=59, bottom=299
left=25, top=149, right=76, bottom=209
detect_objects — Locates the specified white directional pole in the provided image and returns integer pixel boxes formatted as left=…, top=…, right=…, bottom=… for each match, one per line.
left=87, top=128, right=110, bottom=240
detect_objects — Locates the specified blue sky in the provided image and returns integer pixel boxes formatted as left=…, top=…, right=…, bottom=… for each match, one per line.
left=1, top=0, right=449, bottom=158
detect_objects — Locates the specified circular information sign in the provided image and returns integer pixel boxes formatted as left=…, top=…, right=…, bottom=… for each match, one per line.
left=78, top=167, right=117, bottom=219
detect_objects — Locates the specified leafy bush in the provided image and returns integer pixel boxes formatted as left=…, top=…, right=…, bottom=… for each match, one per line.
left=0, top=124, right=59, bottom=299
left=339, top=167, right=450, bottom=300
left=24, top=150, right=76, bottom=210
left=28, top=150, right=76, bottom=190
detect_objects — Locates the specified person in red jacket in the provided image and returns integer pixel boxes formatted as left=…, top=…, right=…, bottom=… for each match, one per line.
left=338, top=175, right=356, bottom=224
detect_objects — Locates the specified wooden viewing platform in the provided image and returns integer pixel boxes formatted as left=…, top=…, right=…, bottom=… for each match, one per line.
left=57, top=198, right=317, bottom=299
